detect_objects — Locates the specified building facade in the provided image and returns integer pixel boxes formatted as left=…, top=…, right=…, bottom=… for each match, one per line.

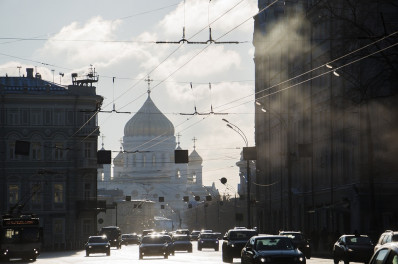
left=253, top=0, right=398, bottom=244
left=0, top=67, right=103, bottom=249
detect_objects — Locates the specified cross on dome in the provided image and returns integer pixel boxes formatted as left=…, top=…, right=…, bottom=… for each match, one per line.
left=145, top=76, right=153, bottom=94
left=192, top=137, right=197, bottom=150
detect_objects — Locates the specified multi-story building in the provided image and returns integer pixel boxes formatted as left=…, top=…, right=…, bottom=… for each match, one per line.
left=253, top=0, right=398, bottom=244
left=0, top=67, right=103, bottom=249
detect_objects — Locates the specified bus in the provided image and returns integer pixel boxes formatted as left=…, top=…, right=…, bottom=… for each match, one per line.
left=0, top=214, right=42, bottom=262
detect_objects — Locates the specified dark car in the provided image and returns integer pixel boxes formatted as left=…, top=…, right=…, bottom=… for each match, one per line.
left=191, top=230, right=201, bottom=241
left=198, top=233, right=219, bottom=251
left=279, top=231, right=311, bottom=259
left=139, top=235, right=170, bottom=259
left=241, top=235, right=306, bottom=264
left=85, top=236, right=110, bottom=257
left=374, top=230, right=398, bottom=252
left=162, top=234, right=175, bottom=256
left=172, top=234, right=193, bottom=252
left=369, top=242, right=398, bottom=264
left=99, top=226, right=122, bottom=249
left=222, top=228, right=258, bottom=263
left=121, top=233, right=139, bottom=245
left=333, top=234, right=374, bottom=264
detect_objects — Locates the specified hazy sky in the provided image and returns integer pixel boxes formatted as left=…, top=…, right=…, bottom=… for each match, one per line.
left=0, top=0, right=258, bottom=194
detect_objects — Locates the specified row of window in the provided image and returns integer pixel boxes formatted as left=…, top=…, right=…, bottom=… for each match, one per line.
left=8, top=183, right=64, bottom=205
left=7, top=141, right=94, bottom=160
left=0, top=108, right=95, bottom=126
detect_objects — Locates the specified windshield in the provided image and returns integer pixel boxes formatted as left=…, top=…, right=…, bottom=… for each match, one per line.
left=89, top=236, right=107, bottom=243
left=142, top=236, right=166, bottom=244
left=200, top=233, right=216, bottom=239
left=229, top=231, right=257, bottom=241
left=174, top=235, right=189, bottom=241
left=256, top=237, right=294, bottom=250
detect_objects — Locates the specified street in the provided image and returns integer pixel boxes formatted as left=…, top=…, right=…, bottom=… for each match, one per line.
left=5, top=241, right=365, bottom=264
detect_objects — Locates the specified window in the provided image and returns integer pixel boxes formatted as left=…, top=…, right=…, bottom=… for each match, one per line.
left=54, top=110, right=64, bottom=126
left=31, top=183, right=42, bottom=204
left=132, top=153, right=136, bottom=166
left=84, top=142, right=91, bottom=158
left=54, top=184, right=64, bottom=203
left=7, top=109, right=19, bottom=125
left=152, top=154, right=156, bottom=166
left=9, top=185, right=19, bottom=204
left=142, top=154, right=146, bottom=167
left=21, top=109, right=29, bottom=125
left=8, top=141, right=16, bottom=160
left=66, top=110, right=74, bottom=125
left=84, top=183, right=91, bottom=200
left=53, top=219, right=64, bottom=234
left=44, top=109, right=52, bottom=125
left=31, top=142, right=42, bottom=160
left=31, top=109, right=42, bottom=125
left=54, top=142, right=64, bottom=160
left=370, top=249, right=389, bottom=264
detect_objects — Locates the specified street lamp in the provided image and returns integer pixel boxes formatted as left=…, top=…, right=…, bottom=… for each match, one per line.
left=222, top=118, right=251, bottom=228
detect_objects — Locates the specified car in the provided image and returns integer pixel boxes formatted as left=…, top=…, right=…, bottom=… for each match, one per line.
left=99, top=226, right=122, bottom=249
left=121, top=233, right=139, bottom=245
left=369, top=242, right=398, bottom=264
left=222, top=228, right=258, bottom=263
left=162, top=234, right=175, bottom=256
left=198, top=232, right=219, bottom=251
left=190, top=230, right=201, bottom=241
left=279, top=231, right=311, bottom=259
left=85, top=236, right=110, bottom=257
left=175, top=229, right=191, bottom=236
left=374, top=230, right=398, bottom=252
left=172, top=234, right=193, bottom=252
left=142, top=229, right=155, bottom=237
left=241, top=235, right=306, bottom=264
left=139, top=235, right=170, bottom=259
left=333, top=234, right=374, bottom=264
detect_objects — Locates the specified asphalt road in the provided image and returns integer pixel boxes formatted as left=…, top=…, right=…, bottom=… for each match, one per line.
left=4, top=241, right=365, bottom=264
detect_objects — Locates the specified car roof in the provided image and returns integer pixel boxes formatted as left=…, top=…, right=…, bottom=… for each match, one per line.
left=378, top=242, right=398, bottom=251
left=253, top=235, right=291, bottom=239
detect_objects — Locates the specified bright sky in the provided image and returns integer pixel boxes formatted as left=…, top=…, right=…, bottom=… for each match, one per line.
left=0, top=0, right=258, bottom=194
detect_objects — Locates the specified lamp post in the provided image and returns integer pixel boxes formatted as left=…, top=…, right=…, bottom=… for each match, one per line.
left=222, top=118, right=251, bottom=229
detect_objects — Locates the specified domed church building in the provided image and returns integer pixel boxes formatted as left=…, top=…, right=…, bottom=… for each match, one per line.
left=98, top=85, right=218, bottom=229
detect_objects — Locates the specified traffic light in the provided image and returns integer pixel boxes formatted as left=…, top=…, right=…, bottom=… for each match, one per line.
left=220, top=177, right=227, bottom=184
left=97, top=150, right=111, bottom=164
left=15, top=140, right=30, bottom=156
left=175, top=149, right=188, bottom=163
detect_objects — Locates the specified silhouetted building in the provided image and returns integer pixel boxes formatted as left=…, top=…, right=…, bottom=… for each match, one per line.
left=0, top=67, right=103, bottom=249
left=253, top=0, right=398, bottom=240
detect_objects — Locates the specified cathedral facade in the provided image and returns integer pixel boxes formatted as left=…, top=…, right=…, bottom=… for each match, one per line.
left=98, top=90, right=219, bottom=230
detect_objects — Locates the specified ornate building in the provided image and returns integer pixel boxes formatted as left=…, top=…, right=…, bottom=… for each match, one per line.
left=0, top=67, right=103, bottom=249
left=98, top=87, right=219, bottom=231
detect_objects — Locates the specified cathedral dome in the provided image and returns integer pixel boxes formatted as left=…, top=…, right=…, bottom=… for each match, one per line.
left=113, top=149, right=124, bottom=166
left=189, top=149, right=203, bottom=164
left=124, top=93, right=174, bottom=137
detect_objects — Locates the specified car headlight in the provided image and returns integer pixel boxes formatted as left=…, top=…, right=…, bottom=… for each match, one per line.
left=347, top=248, right=353, bottom=252
left=216, top=241, right=219, bottom=243
left=306, top=244, right=310, bottom=247
left=260, top=257, right=271, bottom=262
left=294, top=256, right=305, bottom=262
left=88, top=246, right=92, bottom=249
left=201, top=241, right=204, bottom=243
left=228, top=242, right=235, bottom=247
